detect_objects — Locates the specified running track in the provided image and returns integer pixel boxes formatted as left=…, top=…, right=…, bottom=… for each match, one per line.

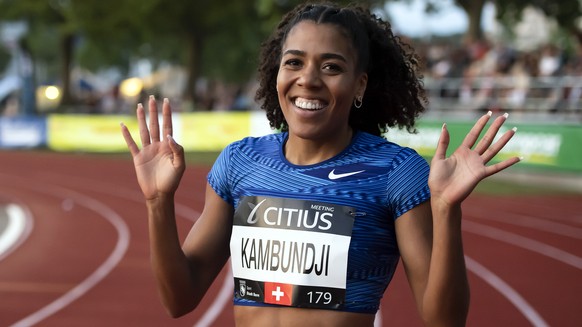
left=0, top=150, right=580, bottom=326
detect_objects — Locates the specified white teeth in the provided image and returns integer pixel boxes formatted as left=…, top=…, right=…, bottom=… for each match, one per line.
left=294, top=98, right=326, bottom=110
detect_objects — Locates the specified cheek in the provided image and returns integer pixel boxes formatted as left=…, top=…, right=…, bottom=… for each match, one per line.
left=275, top=72, right=284, bottom=95
left=276, top=72, right=292, bottom=101
left=276, top=69, right=289, bottom=89
left=334, top=83, right=357, bottom=104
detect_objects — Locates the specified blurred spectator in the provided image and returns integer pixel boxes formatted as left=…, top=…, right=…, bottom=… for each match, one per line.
left=538, top=44, right=563, bottom=77
left=100, top=84, right=123, bottom=114
left=415, top=36, right=582, bottom=118
left=231, top=87, right=251, bottom=111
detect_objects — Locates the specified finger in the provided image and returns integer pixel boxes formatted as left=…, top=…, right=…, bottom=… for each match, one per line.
left=433, top=123, right=450, bottom=161
left=484, top=156, right=522, bottom=178
left=461, top=111, right=492, bottom=149
left=474, top=113, right=509, bottom=155
left=482, top=126, right=517, bottom=163
left=167, top=135, right=185, bottom=169
left=120, top=123, right=140, bottom=157
left=148, top=95, right=160, bottom=142
left=136, top=103, right=150, bottom=146
left=162, top=98, right=173, bottom=139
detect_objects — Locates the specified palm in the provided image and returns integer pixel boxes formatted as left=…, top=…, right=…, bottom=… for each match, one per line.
left=133, top=141, right=182, bottom=199
left=430, top=145, right=488, bottom=205
left=429, top=113, right=520, bottom=206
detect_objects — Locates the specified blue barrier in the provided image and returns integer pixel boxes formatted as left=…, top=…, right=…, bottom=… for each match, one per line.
left=0, top=116, right=47, bottom=148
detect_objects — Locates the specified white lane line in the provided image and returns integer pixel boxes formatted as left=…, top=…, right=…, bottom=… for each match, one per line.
left=37, top=172, right=200, bottom=222
left=465, top=209, right=582, bottom=240
left=67, top=179, right=232, bottom=327
left=32, top=172, right=233, bottom=327
left=374, top=310, right=382, bottom=327
left=465, top=256, right=549, bottom=327
left=463, top=220, right=582, bottom=270
left=0, top=203, right=33, bottom=262
left=79, top=182, right=234, bottom=327
left=193, top=266, right=233, bottom=327
left=9, top=186, right=130, bottom=327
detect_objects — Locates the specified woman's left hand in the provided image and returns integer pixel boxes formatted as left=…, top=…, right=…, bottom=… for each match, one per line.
left=428, top=112, right=521, bottom=207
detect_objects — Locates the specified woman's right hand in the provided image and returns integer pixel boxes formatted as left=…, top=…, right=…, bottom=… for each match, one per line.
left=121, top=96, right=185, bottom=200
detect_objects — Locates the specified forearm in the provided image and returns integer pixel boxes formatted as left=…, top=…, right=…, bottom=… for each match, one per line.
left=423, top=199, right=470, bottom=327
left=146, top=194, right=198, bottom=317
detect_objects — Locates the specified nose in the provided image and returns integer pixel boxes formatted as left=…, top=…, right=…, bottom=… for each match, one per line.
left=297, top=64, right=322, bottom=88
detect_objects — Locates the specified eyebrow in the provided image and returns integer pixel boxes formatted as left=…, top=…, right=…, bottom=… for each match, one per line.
left=282, top=49, right=347, bottom=63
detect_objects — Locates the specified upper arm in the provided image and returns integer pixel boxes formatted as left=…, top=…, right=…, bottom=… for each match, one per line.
left=181, top=182, right=233, bottom=291
left=395, top=200, right=433, bottom=311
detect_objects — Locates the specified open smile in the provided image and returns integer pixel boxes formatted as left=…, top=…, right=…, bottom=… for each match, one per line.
left=293, top=97, right=328, bottom=111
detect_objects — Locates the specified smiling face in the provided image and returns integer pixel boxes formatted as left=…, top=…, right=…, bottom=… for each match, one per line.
left=276, top=21, right=367, bottom=143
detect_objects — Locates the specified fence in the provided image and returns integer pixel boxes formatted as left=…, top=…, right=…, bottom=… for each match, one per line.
left=424, top=75, right=582, bottom=123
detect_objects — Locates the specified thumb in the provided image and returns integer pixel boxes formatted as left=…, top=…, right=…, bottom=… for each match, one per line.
left=166, top=135, right=185, bottom=167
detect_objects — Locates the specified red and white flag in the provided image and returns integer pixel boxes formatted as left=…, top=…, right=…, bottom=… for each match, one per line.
left=264, top=282, right=293, bottom=306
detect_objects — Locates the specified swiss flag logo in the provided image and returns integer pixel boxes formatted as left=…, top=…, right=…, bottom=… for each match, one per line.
left=264, top=282, right=293, bottom=306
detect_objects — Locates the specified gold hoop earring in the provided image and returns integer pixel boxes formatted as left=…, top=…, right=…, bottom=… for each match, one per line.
left=354, top=95, right=363, bottom=109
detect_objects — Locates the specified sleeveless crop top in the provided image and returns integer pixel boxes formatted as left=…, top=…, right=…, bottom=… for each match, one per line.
left=207, top=131, right=430, bottom=314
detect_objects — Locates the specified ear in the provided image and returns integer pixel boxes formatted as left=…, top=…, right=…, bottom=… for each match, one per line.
left=357, top=73, right=368, bottom=97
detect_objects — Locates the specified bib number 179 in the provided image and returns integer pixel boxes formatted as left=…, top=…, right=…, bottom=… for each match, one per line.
left=307, top=291, right=332, bottom=304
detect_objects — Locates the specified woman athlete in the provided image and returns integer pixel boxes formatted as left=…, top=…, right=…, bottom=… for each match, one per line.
left=120, top=2, right=520, bottom=326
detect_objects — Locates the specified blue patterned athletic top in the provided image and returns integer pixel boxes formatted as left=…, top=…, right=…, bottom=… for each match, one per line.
left=207, top=131, right=431, bottom=314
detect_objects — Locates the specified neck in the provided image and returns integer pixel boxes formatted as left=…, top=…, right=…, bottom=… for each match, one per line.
left=284, top=128, right=354, bottom=166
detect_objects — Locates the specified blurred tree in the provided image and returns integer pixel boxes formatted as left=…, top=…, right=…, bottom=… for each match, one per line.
left=0, top=0, right=78, bottom=105
left=120, top=0, right=262, bottom=105
left=455, top=0, right=488, bottom=43
left=71, top=0, right=145, bottom=73
left=420, top=0, right=582, bottom=44
left=418, top=0, right=488, bottom=43
left=0, top=41, right=11, bottom=72
left=494, top=0, right=582, bottom=42
left=0, top=0, right=393, bottom=111
left=123, top=0, right=385, bottom=107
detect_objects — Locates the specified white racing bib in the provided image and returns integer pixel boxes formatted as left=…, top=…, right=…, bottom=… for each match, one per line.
left=231, top=195, right=354, bottom=309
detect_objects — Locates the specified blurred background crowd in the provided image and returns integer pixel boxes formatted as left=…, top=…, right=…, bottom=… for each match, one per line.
left=1, top=0, right=582, bottom=123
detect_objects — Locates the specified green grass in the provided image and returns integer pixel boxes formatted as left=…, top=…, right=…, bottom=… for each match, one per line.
left=474, top=178, right=562, bottom=195
left=54, top=150, right=220, bottom=167
left=77, top=150, right=578, bottom=196
left=182, top=152, right=577, bottom=195
left=184, top=151, right=220, bottom=166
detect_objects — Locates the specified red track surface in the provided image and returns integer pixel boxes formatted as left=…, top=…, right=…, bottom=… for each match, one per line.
left=0, top=150, right=580, bottom=326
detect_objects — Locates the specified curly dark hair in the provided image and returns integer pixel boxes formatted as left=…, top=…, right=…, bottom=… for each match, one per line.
left=255, top=1, right=428, bottom=137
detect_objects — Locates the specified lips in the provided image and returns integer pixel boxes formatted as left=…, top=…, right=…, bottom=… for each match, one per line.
left=293, top=97, right=328, bottom=111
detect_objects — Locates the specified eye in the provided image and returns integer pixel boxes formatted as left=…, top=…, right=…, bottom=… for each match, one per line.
left=283, top=58, right=302, bottom=69
left=322, top=63, right=343, bottom=73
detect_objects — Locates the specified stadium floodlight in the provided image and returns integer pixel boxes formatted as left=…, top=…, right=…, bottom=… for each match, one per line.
left=119, top=77, right=143, bottom=98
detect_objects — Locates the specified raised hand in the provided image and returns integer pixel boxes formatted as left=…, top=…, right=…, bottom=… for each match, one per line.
left=428, top=112, right=521, bottom=207
left=120, top=96, right=185, bottom=200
